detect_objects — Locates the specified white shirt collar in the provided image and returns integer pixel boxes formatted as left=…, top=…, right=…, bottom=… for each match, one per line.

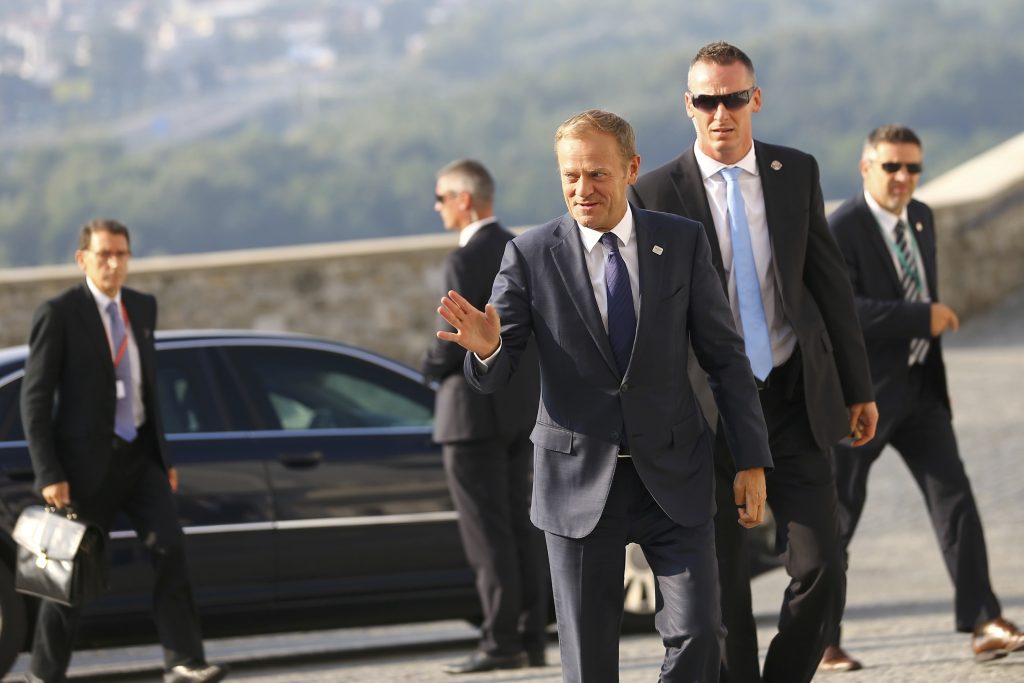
left=693, top=140, right=759, bottom=181
left=458, top=216, right=498, bottom=247
left=863, top=190, right=909, bottom=236
left=84, top=276, right=121, bottom=310
left=577, top=204, right=634, bottom=253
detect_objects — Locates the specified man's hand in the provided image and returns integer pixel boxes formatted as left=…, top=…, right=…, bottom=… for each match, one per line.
left=848, top=401, right=879, bottom=447
left=734, top=467, right=766, bottom=528
left=41, top=481, right=71, bottom=509
left=436, top=290, right=501, bottom=358
left=930, top=303, right=959, bottom=337
left=168, top=467, right=179, bottom=493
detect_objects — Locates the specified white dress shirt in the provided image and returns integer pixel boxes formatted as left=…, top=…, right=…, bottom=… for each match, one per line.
left=693, top=142, right=797, bottom=368
left=85, top=277, right=144, bottom=428
left=458, top=216, right=498, bottom=247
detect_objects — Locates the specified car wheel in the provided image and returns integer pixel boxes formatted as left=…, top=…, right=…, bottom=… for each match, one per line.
left=0, top=561, right=28, bottom=676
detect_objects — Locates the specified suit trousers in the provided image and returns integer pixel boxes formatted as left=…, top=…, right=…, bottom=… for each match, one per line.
left=831, top=365, right=1000, bottom=637
left=442, top=431, right=549, bottom=657
left=714, top=351, right=845, bottom=683
left=30, top=434, right=205, bottom=682
left=546, top=458, right=721, bottom=683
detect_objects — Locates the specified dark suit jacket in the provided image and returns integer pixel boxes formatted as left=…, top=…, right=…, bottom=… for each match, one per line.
left=828, top=194, right=949, bottom=422
left=422, top=222, right=539, bottom=444
left=629, top=142, right=874, bottom=450
left=466, top=208, right=772, bottom=538
left=21, top=283, right=169, bottom=498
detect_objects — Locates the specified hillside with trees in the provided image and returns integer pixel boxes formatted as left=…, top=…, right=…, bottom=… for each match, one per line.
left=1, top=0, right=1021, bottom=266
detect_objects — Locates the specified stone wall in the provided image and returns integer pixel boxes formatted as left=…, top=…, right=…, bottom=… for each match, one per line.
left=0, top=234, right=455, bottom=368
left=2, top=131, right=1023, bottom=366
left=916, top=132, right=1024, bottom=319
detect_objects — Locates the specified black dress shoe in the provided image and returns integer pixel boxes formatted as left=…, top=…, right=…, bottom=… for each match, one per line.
left=443, top=651, right=527, bottom=674
left=163, top=663, right=228, bottom=683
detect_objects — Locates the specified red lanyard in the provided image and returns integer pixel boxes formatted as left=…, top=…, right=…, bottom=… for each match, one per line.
left=111, top=301, right=130, bottom=368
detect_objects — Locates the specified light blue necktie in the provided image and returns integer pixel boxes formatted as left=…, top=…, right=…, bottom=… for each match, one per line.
left=107, top=301, right=138, bottom=442
left=721, top=167, right=773, bottom=380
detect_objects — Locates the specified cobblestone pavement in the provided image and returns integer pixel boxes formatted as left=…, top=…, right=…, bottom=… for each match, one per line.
left=6, top=290, right=1024, bottom=682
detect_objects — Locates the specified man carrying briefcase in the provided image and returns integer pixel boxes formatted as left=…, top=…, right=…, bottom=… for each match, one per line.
left=20, top=219, right=227, bottom=683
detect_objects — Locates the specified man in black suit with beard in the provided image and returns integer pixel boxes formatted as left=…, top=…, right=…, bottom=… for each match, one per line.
left=821, top=124, right=1024, bottom=671
left=629, top=41, right=878, bottom=683
left=421, top=160, right=547, bottom=674
left=21, top=219, right=226, bottom=683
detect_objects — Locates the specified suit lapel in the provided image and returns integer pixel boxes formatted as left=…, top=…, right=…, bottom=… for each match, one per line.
left=632, top=210, right=665, bottom=361
left=123, top=291, right=147, bottom=351
left=549, top=214, right=620, bottom=376
left=856, top=194, right=905, bottom=295
left=673, top=152, right=727, bottom=290
left=755, top=141, right=793, bottom=299
left=907, top=203, right=938, bottom=296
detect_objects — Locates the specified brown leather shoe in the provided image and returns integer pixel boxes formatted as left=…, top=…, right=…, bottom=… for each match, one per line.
left=818, top=645, right=863, bottom=672
left=973, top=617, right=1024, bottom=662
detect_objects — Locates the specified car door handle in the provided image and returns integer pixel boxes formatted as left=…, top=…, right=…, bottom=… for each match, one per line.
left=277, top=451, right=323, bottom=468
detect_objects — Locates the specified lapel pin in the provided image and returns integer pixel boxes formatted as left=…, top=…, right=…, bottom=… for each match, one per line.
left=770, top=160, right=782, bottom=171
left=652, top=245, right=664, bottom=255
left=915, top=222, right=923, bottom=232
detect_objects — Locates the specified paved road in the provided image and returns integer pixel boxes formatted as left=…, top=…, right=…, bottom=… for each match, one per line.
left=5, top=289, right=1024, bottom=681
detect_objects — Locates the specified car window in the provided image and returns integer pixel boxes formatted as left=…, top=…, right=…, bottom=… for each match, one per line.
left=0, top=376, right=25, bottom=442
left=156, top=348, right=228, bottom=433
left=225, top=346, right=433, bottom=430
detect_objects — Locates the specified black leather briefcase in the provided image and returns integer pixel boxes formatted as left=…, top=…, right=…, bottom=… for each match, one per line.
left=12, top=506, right=107, bottom=607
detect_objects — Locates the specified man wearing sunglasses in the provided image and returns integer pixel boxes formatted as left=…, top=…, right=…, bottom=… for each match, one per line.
left=422, top=160, right=548, bottom=673
left=823, top=125, right=1024, bottom=670
left=629, top=41, right=877, bottom=683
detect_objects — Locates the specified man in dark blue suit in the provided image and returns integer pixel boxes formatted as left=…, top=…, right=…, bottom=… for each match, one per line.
left=435, top=109, right=772, bottom=682
left=823, top=124, right=1024, bottom=671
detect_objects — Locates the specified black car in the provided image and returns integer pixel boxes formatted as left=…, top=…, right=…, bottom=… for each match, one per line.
left=0, top=331, right=777, bottom=676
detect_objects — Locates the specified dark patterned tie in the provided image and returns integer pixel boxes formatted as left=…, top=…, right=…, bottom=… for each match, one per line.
left=107, top=301, right=138, bottom=442
left=600, top=232, right=636, bottom=375
left=894, top=220, right=930, bottom=365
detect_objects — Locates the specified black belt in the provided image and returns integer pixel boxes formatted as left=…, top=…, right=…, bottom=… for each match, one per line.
left=756, top=346, right=802, bottom=397
left=111, top=435, right=137, bottom=452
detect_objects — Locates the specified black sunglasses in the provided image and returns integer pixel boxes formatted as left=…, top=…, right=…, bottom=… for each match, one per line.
left=876, top=161, right=923, bottom=175
left=688, top=87, right=756, bottom=113
left=435, top=192, right=455, bottom=203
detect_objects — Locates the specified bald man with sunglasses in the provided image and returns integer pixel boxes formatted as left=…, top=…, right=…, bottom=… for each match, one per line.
left=821, top=124, right=1024, bottom=671
left=630, top=41, right=877, bottom=683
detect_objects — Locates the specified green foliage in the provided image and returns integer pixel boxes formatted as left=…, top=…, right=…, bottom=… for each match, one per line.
left=1, top=0, right=1022, bottom=266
